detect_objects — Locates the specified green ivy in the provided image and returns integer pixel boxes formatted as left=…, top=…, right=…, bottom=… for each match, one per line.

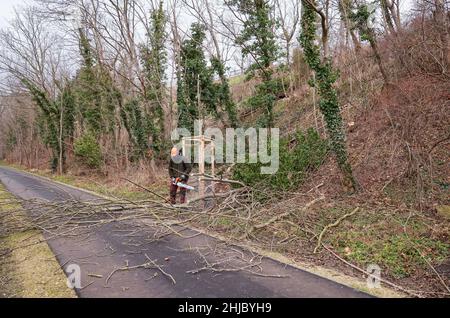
left=299, top=0, right=356, bottom=191
left=140, top=1, right=168, bottom=155
left=177, top=23, right=212, bottom=132
left=210, top=57, right=239, bottom=128
left=228, top=0, right=280, bottom=128
left=120, top=99, right=153, bottom=161
left=74, top=132, right=102, bottom=169
left=22, top=79, right=75, bottom=172
left=233, top=128, right=328, bottom=192
left=176, top=21, right=239, bottom=131
left=75, top=29, right=119, bottom=136
left=349, top=4, right=376, bottom=42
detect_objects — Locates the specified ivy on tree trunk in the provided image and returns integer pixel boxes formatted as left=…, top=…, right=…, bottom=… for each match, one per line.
left=177, top=23, right=234, bottom=132
left=140, top=0, right=168, bottom=156
left=227, top=0, right=280, bottom=128
left=22, top=79, right=75, bottom=173
left=299, top=0, right=356, bottom=192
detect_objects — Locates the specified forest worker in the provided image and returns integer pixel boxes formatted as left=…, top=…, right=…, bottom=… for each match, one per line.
left=168, top=146, right=192, bottom=204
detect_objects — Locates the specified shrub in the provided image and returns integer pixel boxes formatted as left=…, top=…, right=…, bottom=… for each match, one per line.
left=73, top=133, right=102, bottom=169
left=233, top=128, right=328, bottom=192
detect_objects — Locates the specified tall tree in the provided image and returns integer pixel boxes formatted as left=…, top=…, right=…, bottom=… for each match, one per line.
left=182, top=0, right=239, bottom=127
left=0, top=7, right=75, bottom=172
left=226, top=0, right=280, bottom=128
left=338, top=0, right=361, bottom=53
left=120, top=98, right=151, bottom=160
left=210, top=57, right=239, bottom=127
left=380, top=0, right=401, bottom=35
left=274, top=0, right=300, bottom=66
left=177, top=23, right=215, bottom=132
left=22, top=79, right=75, bottom=173
left=75, top=28, right=119, bottom=136
left=140, top=1, right=168, bottom=154
left=299, top=0, right=357, bottom=192
left=349, top=4, right=390, bottom=84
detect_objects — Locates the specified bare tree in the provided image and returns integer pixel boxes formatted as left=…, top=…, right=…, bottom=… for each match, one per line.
left=338, top=0, right=361, bottom=53
left=0, top=7, right=64, bottom=96
left=274, top=0, right=301, bottom=65
left=380, top=0, right=401, bottom=35
left=303, top=0, right=330, bottom=58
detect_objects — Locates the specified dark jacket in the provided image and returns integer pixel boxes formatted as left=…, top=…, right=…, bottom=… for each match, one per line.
left=169, top=155, right=192, bottom=178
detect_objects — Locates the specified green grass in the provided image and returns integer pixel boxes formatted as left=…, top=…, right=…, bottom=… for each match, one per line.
left=0, top=160, right=22, bottom=170
left=325, top=207, right=450, bottom=279
left=229, top=73, right=246, bottom=86
left=52, top=174, right=77, bottom=184
left=335, top=234, right=448, bottom=278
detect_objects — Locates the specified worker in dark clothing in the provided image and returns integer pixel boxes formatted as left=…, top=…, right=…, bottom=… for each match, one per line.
left=169, top=147, right=192, bottom=204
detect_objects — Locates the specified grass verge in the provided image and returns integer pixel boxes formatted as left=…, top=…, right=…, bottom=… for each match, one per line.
left=314, top=205, right=449, bottom=283
left=0, top=182, right=76, bottom=298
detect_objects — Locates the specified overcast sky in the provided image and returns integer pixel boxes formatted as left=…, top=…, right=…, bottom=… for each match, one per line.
left=0, top=0, right=415, bottom=29
left=0, top=0, right=32, bottom=27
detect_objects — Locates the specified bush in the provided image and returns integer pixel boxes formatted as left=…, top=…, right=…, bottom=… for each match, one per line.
left=233, top=128, right=328, bottom=192
left=74, top=133, right=102, bottom=169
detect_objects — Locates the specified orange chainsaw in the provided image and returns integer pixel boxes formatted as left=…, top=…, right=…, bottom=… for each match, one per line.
left=173, top=177, right=195, bottom=191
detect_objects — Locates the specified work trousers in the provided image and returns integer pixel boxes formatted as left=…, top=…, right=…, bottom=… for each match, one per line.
left=169, top=180, right=187, bottom=204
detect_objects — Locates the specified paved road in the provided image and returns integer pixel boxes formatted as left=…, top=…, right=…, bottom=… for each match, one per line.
left=0, top=166, right=371, bottom=298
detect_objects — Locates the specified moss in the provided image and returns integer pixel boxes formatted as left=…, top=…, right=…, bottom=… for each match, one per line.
left=214, top=217, right=234, bottom=229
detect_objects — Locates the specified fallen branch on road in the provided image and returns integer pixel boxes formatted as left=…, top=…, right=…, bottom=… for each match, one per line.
left=144, top=253, right=176, bottom=285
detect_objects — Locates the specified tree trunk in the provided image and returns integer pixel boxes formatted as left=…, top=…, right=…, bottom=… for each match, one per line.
left=373, top=44, right=389, bottom=83
left=58, top=105, right=64, bottom=175
left=338, top=0, right=361, bottom=53
left=381, top=0, right=397, bottom=35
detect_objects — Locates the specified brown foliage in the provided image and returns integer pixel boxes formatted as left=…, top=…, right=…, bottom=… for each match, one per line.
left=382, top=14, right=450, bottom=78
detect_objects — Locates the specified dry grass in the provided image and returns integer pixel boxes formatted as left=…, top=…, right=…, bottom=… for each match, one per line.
left=0, top=184, right=76, bottom=298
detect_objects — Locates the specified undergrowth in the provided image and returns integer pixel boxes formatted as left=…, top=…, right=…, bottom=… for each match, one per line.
left=233, top=128, right=328, bottom=192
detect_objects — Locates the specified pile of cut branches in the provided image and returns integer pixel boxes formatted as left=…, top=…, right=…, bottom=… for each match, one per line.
left=1, top=181, right=447, bottom=298
left=0, top=179, right=324, bottom=255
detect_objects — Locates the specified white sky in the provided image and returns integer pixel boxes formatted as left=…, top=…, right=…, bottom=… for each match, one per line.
left=0, top=0, right=32, bottom=27
left=0, top=0, right=415, bottom=29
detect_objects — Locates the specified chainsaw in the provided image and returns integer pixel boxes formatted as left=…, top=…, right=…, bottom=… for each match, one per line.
left=173, top=177, right=195, bottom=191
